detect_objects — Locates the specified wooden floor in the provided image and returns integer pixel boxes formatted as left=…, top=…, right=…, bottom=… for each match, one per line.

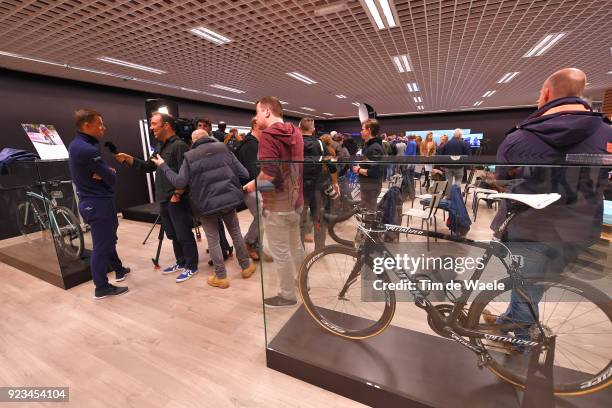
left=0, top=215, right=366, bottom=408
left=1, top=183, right=609, bottom=407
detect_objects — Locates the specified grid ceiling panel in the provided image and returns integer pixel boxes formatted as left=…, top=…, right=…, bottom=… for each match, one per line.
left=0, top=0, right=610, bottom=117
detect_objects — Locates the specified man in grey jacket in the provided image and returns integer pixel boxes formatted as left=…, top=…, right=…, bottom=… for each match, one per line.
left=151, top=129, right=256, bottom=289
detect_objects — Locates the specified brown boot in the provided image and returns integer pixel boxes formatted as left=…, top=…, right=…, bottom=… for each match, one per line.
left=245, top=243, right=260, bottom=261
left=242, top=263, right=257, bottom=279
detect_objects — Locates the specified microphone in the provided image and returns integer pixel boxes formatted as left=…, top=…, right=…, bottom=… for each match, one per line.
left=104, top=141, right=118, bottom=154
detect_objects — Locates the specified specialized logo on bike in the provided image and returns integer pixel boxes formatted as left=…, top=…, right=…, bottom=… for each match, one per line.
left=483, top=334, right=538, bottom=346
left=449, top=331, right=483, bottom=353
left=384, top=224, right=424, bottom=235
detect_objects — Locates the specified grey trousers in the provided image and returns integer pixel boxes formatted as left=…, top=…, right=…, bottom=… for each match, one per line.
left=264, top=208, right=304, bottom=301
left=444, top=167, right=464, bottom=197
left=201, top=209, right=250, bottom=278
left=243, top=191, right=263, bottom=246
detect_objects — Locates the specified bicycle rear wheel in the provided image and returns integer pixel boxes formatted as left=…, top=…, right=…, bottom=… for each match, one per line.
left=466, top=276, right=611, bottom=395
left=298, top=244, right=396, bottom=339
left=51, top=206, right=84, bottom=260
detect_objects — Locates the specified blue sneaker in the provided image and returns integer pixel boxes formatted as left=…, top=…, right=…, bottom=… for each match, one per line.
left=163, top=264, right=184, bottom=275
left=176, top=269, right=198, bottom=283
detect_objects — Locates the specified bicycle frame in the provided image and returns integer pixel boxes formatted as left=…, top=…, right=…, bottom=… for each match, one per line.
left=23, top=191, right=62, bottom=237
left=341, top=217, right=548, bottom=360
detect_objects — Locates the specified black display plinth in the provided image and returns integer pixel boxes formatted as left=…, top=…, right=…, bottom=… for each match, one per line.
left=0, top=239, right=92, bottom=289
left=267, top=306, right=611, bottom=407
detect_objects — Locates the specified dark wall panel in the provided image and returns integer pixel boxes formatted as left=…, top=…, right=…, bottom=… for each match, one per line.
left=321, top=107, right=536, bottom=154
left=0, top=68, right=265, bottom=210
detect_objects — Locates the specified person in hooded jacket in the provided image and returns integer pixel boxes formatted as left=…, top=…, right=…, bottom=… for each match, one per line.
left=237, top=118, right=272, bottom=262
left=488, top=68, right=611, bottom=341
left=244, top=96, right=305, bottom=308
left=352, top=119, right=385, bottom=210
left=151, top=129, right=257, bottom=289
left=300, top=118, right=338, bottom=251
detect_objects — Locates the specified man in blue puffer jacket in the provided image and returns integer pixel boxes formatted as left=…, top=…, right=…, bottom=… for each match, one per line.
left=151, top=129, right=256, bottom=289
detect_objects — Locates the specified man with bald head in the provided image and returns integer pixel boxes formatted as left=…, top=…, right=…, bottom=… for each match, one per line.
left=150, top=128, right=256, bottom=288
left=488, top=68, right=611, bottom=345
left=498, top=67, right=608, bottom=161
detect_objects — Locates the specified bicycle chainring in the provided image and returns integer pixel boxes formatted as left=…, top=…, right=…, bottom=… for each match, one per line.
left=427, top=304, right=468, bottom=338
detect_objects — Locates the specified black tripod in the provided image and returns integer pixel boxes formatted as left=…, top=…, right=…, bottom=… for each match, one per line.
left=143, top=214, right=202, bottom=268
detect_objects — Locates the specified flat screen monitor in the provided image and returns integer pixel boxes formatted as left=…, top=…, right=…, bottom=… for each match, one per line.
left=465, top=133, right=483, bottom=148
left=404, top=129, right=471, bottom=144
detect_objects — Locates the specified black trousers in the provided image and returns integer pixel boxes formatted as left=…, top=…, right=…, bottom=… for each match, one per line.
left=360, top=181, right=382, bottom=211
left=300, top=183, right=327, bottom=251
left=160, top=199, right=199, bottom=270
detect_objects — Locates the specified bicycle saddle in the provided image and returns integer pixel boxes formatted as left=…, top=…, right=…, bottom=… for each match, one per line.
left=487, top=193, right=561, bottom=209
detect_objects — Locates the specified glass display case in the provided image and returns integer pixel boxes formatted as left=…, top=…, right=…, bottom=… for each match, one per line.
left=256, top=155, right=611, bottom=407
left=0, top=159, right=92, bottom=289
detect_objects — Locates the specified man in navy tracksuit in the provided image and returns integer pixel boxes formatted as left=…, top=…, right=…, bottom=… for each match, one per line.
left=68, top=109, right=130, bottom=299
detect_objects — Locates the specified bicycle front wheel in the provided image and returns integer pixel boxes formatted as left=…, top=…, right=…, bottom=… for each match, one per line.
left=16, top=201, right=43, bottom=240
left=51, top=206, right=84, bottom=260
left=298, top=244, right=396, bottom=339
left=466, top=276, right=612, bottom=396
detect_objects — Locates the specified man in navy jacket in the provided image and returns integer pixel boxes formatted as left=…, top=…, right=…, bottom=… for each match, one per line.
left=490, top=68, right=611, bottom=341
left=68, top=109, right=129, bottom=299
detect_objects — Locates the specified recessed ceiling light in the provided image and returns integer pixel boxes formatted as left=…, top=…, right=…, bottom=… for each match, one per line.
left=314, top=2, right=348, bottom=16
left=417, top=105, right=424, bottom=110
left=189, top=27, right=231, bottom=45
left=482, top=90, right=496, bottom=98
left=362, top=0, right=397, bottom=30
left=286, top=71, right=317, bottom=85
left=352, top=102, right=361, bottom=107
left=71, top=66, right=134, bottom=80
left=209, top=84, right=245, bottom=93
left=0, top=50, right=65, bottom=67
left=473, top=101, right=483, bottom=106
left=392, top=54, right=412, bottom=73
left=413, top=96, right=422, bottom=103
left=406, top=82, right=419, bottom=92
left=280, top=100, right=289, bottom=105
left=497, top=72, right=520, bottom=83
left=523, top=32, right=568, bottom=57
left=301, top=107, right=315, bottom=111
left=323, top=113, right=335, bottom=116
left=336, top=94, right=347, bottom=99
left=98, top=56, right=166, bottom=74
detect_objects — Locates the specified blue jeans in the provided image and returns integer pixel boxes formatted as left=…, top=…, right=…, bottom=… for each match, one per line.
left=497, top=241, right=582, bottom=340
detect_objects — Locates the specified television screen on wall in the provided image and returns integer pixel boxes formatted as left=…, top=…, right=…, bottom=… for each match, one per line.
left=465, top=133, right=483, bottom=148
left=404, top=129, right=471, bottom=144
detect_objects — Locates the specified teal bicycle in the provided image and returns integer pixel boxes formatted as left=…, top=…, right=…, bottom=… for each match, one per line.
left=16, top=180, right=84, bottom=261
